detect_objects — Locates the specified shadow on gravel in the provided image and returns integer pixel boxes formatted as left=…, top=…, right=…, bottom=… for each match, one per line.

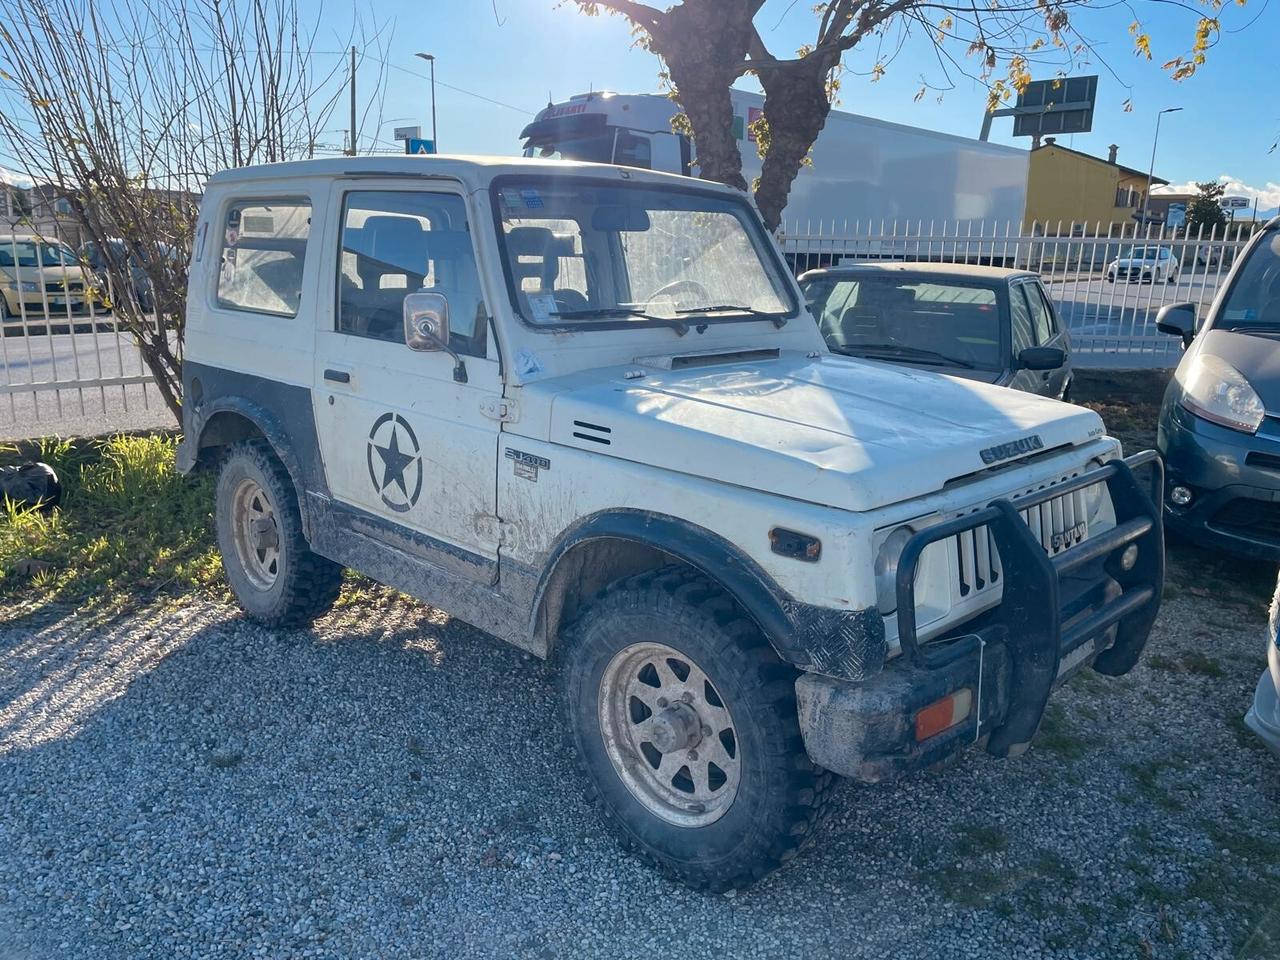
left=1, top=592, right=1280, bottom=959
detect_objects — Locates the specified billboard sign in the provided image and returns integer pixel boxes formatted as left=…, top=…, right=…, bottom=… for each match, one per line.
left=1012, top=75, right=1098, bottom=138
left=1166, top=202, right=1186, bottom=228
left=1221, top=196, right=1251, bottom=210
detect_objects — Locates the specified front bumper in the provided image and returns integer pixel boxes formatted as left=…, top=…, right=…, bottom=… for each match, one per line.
left=1160, top=403, right=1280, bottom=561
left=1245, top=636, right=1280, bottom=759
left=796, top=451, right=1164, bottom=781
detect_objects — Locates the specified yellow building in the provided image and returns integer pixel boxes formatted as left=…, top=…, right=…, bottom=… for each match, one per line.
left=1023, top=139, right=1168, bottom=235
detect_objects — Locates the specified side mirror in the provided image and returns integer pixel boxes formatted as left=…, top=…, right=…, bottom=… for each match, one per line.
left=1018, top=346, right=1066, bottom=371
left=1156, top=302, right=1197, bottom=347
left=404, top=291, right=449, bottom=351
left=404, top=291, right=468, bottom=383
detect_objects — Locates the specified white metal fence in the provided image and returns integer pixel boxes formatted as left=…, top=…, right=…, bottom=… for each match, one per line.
left=780, top=219, right=1261, bottom=368
left=0, top=217, right=1265, bottom=435
left=0, top=235, right=172, bottom=438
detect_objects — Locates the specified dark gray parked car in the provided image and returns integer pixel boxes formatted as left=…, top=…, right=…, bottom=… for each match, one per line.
left=1156, top=217, right=1280, bottom=560
left=798, top=262, right=1073, bottom=399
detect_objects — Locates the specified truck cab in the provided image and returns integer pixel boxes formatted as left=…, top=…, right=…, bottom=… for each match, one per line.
left=179, top=155, right=1162, bottom=891
left=520, top=92, right=691, bottom=174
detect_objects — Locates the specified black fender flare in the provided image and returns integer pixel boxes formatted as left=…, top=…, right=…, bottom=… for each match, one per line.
left=531, top=509, right=885, bottom=682
left=181, top=393, right=319, bottom=537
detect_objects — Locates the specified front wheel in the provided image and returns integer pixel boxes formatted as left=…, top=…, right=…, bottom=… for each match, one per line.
left=215, top=440, right=343, bottom=626
left=559, top=566, right=833, bottom=890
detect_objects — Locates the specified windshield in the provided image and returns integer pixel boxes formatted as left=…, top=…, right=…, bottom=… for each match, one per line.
left=0, top=241, right=78, bottom=268
left=1122, top=247, right=1163, bottom=260
left=493, top=177, right=796, bottom=331
left=1217, top=230, right=1280, bottom=330
left=802, top=274, right=1003, bottom=370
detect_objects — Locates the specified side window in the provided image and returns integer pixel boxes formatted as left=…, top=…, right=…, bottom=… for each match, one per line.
left=1009, top=284, right=1035, bottom=355
left=613, top=131, right=652, bottom=170
left=1021, top=282, right=1056, bottom=344
left=337, top=191, right=487, bottom=358
left=217, top=200, right=310, bottom=317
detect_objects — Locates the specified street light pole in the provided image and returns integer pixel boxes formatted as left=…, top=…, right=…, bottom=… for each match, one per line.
left=1141, top=106, right=1182, bottom=232
left=415, top=53, right=437, bottom=151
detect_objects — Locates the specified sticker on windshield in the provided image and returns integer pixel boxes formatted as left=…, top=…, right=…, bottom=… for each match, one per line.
left=519, top=189, right=544, bottom=209
left=527, top=293, right=557, bottom=322
left=1224, top=308, right=1257, bottom=321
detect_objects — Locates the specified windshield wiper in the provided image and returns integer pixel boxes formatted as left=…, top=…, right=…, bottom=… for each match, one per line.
left=835, top=342, right=976, bottom=369
left=551, top=307, right=689, bottom=335
left=675, top=304, right=789, bottom=328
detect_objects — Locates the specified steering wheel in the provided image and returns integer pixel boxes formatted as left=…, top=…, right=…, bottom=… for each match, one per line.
left=644, top=279, right=711, bottom=311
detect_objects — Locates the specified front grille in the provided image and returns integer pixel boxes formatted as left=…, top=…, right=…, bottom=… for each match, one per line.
left=1209, top=498, right=1280, bottom=543
left=954, top=478, right=1098, bottom=598
left=44, top=281, right=84, bottom=293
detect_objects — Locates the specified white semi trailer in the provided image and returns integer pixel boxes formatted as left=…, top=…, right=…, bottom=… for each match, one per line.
left=519, top=90, right=1029, bottom=231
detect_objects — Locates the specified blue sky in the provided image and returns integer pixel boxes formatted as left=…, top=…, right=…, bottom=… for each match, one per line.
left=320, top=0, right=1278, bottom=209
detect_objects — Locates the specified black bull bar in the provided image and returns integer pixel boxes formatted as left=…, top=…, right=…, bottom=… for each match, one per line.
left=894, top=451, right=1164, bottom=757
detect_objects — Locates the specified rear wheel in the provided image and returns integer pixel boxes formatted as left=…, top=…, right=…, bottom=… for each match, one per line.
left=215, top=440, right=343, bottom=626
left=559, top=566, right=833, bottom=890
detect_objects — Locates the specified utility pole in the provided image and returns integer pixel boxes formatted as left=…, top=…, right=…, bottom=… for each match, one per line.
left=347, top=46, right=357, bottom=157
left=1141, top=106, right=1182, bottom=229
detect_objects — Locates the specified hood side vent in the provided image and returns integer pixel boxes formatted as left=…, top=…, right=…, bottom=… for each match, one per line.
left=572, top=419, right=612, bottom=445
left=635, top=346, right=780, bottom=370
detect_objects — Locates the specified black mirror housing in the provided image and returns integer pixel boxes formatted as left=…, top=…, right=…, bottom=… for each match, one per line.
left=1156, top=302, right=1197, bottom=347
left=1018, top=346, right=1066, bottom=372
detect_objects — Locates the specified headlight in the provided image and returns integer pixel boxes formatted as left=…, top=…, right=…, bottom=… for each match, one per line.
left=874, top=525, right=915, bottom=614
left=8, top=281, right=40, bottom=293
left=1177, top=353, right=1266, bottom=434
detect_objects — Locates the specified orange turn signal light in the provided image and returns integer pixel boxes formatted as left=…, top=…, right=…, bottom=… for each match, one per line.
left=915, top=688, right=974, bottom=742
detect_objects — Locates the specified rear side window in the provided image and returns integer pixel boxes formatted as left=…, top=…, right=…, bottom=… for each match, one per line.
left=217, top=200, right=311, bottom=317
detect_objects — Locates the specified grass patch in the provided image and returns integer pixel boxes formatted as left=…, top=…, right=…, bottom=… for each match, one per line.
left=1179, top=650, right=1226, bottom=678
left=0, top=433, right=221, bottom=618
left=1148, top=650, right=1227, bottom=679
left=954, top=824, right=1009, bottom=858
left=1037, top=703, right=1094, bottom=761
left=1122, top=758, right=1184, bottom=811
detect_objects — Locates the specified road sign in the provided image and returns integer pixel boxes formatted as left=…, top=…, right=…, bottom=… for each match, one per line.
left=1011, top=76, right=1098, bottom=138
left=980, top=75, right=1098, bottom=141
left=406, top=138, right=436, bottom=155
left=1221, top=196, right=1251, bottom=210
left=393, top=125, right=422, bottom=142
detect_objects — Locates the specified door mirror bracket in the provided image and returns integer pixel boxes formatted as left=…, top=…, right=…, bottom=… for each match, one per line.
left=1017, top=345, right=1066, bottom=372
left=405, top=291, right=468, bottom=383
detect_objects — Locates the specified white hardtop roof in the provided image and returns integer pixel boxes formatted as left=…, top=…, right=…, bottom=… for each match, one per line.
left=206, top=153, right=738, bottom=195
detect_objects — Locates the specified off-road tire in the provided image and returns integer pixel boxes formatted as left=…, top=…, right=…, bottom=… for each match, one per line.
left=559, top=565, right=835, bottom=891
left=215, top=440, right=343, bottom=627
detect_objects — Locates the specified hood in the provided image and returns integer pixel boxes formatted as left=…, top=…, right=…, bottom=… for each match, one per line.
left=541, top=351, right=1105, bottom=512
left=1196, top=328, right=1280, bottom=411
left=0, top=264, right=90, bottom=285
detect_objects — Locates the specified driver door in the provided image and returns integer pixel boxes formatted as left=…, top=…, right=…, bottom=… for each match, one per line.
left=311, top=181, right=504, bottom=579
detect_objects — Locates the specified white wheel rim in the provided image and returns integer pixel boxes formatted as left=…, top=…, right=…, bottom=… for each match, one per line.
left=598, top=641, right=741, bottom=827
left=230, top=477, right=281, bottom=591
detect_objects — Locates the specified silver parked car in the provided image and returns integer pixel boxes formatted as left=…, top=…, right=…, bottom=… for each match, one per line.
left=1246, top=576, right=1280, bottom=757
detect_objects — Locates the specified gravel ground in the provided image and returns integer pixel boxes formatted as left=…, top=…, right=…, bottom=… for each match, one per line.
left=1, top=542, right=1279, bottom=960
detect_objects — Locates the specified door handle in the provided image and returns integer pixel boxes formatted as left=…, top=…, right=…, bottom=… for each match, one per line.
left=323, top=368, right=351, bottom=384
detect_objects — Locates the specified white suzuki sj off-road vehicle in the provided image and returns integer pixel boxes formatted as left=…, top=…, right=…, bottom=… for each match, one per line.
left=179, top=155, right=1164, bottom=889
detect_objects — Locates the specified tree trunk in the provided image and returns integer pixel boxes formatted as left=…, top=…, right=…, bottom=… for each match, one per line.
left=754, top=58, right=835, bottom=232
left=647, top=1, right=758, bottom=192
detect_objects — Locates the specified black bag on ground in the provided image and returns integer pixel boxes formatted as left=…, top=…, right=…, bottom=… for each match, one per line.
left=0, top=462, right=62, bottom=513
